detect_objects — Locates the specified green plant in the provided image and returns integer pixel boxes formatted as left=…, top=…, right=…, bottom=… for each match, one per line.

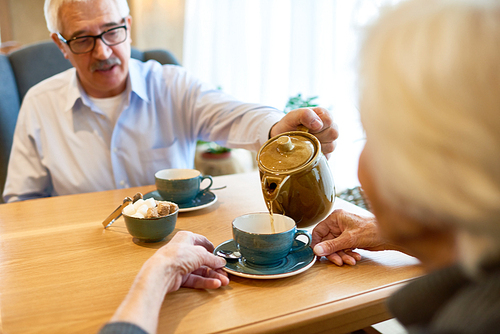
left=284, top=93, right=319, bottom=113
left=205, top=143, right=231, bottom=154
left=197, top=140, right=231, bottom=154
left=195, top=86, right=232, bottom=155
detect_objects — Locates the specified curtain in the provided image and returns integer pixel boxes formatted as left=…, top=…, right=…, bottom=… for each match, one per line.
left=183, top=0, right=398, bottom=191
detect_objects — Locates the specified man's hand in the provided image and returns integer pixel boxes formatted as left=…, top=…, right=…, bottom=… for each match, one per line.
left=312, top=209, right=385, bottom=266
left=270, top=107, right=339, bottom=159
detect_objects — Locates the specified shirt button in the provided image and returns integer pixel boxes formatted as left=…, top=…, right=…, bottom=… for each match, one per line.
left=112, top=147, right=118, bottom=153
left=119, top=180, right=125, bottom=186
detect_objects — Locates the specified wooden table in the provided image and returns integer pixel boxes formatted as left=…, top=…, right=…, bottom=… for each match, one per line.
left=0, top=172, right=423, bottom=334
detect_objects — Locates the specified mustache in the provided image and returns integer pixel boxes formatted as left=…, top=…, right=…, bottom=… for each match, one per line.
left=90, top=57, right=122, bottom=72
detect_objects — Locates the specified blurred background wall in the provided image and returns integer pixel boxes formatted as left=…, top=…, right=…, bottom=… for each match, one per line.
left=0, top=0, right=186, bottom=62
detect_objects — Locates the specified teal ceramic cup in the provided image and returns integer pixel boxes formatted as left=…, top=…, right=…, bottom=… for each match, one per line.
left=155, top=169, right=213, bottom=204
left=232, top=213, right=311, bottom=266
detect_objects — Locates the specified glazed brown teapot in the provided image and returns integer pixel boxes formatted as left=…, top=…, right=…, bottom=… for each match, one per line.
left=257, top=126, right=335, bottom=228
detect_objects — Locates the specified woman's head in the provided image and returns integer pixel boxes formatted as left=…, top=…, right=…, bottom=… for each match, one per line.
left=358, top=0, right=500, bottom=275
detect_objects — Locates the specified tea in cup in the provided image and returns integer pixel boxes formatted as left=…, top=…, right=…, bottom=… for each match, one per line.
left=155, top=169, right=213, bottom=204
left=232, top=213, right=311, bottom=266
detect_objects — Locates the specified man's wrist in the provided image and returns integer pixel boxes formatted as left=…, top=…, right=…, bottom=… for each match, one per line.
left=269, top=122, right=279, bottom=139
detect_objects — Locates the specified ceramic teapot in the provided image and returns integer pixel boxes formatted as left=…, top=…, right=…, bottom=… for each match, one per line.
left=257, top=126, right=335, bottom=228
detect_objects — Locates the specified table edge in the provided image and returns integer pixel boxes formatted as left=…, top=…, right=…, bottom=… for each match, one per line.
left=214, top=278, right=416, bottom=334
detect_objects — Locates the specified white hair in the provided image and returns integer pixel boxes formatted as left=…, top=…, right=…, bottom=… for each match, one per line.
left=44, top=0, right=130, bottom=33
left=359, top=0, right=500, bottom=275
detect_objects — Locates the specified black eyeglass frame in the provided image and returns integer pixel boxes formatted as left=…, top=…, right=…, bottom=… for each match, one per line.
left=57, top=23, right=128, bottom=54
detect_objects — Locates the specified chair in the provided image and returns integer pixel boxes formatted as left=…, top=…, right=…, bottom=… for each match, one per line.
left=0, top=40, right=180, bottom=203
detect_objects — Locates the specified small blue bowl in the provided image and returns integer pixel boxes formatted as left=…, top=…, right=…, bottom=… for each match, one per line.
left=123, top=210, right=178, bottom=242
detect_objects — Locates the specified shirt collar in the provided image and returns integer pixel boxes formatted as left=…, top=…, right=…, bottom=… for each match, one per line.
left=63, top=69, right=82, bottom=112
left=128, top=58, right=150, bottom=103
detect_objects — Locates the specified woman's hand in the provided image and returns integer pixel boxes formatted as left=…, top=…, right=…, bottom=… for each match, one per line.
left=156, top=231, right=229, bottom=292
left=312, top=209, right=385, bottom=266
left=108, top=231, right=229, bottom=333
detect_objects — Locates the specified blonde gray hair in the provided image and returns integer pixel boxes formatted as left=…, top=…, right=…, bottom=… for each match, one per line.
left=359, top=0, right=500, bottom=274
left=44, top=0, right=130, bottom=33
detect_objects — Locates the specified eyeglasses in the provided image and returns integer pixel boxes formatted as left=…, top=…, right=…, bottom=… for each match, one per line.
left=57, top=24, right=128, bottom=54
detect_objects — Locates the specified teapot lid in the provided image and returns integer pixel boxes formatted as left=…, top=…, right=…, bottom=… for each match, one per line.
left=258, top=133, right=316, bottom=172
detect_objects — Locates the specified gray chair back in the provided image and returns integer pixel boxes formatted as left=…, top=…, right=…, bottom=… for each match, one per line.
left=0, top=54, right=21, bottom=203
left=9, top=42, right=73, bottom=103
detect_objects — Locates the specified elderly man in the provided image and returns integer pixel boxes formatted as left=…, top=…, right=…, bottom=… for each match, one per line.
left=3, top=0, right=337, bottom=203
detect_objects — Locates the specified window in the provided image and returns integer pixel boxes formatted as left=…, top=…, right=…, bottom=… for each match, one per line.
left=184, top=0, right=398, bottom=191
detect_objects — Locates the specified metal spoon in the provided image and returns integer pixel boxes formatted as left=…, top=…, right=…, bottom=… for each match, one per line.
left=211, top=185, right=227, bottom=190
left=216, top=249, right=241, bottom=260
left=102, top=196, right=133, bottom=229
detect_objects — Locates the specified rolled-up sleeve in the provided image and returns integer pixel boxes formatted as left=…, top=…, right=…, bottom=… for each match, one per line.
left=164, top=66, right=284, bottom=152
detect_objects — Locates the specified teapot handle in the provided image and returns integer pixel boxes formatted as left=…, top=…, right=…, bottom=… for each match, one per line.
left=297, top=125, right=309, bottom=133
left=262, top=174, right=290, bottom=202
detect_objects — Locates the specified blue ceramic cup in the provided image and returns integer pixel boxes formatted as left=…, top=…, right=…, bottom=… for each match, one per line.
left=155, top=169, right=213, bottom=204
left=232, top=213, right=311, bottom=266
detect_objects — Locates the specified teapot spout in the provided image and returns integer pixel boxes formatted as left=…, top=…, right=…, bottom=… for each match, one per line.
left=261, top=175, right=289, bottom=202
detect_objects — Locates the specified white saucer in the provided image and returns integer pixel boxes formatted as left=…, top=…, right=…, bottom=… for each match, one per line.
left=143, top=190, right=217, bottom=213
left=214, top=239, right=316, bottom=279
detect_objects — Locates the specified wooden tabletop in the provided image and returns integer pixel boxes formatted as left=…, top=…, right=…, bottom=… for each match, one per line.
left=0, top=172, right=423, bottom=334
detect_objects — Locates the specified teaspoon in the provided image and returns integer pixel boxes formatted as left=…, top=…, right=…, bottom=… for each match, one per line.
left=216, top=249, right=241, bottom=260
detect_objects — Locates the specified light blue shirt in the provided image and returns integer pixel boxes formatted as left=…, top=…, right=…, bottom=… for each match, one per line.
left=3, top=59, right=283, bottom=202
